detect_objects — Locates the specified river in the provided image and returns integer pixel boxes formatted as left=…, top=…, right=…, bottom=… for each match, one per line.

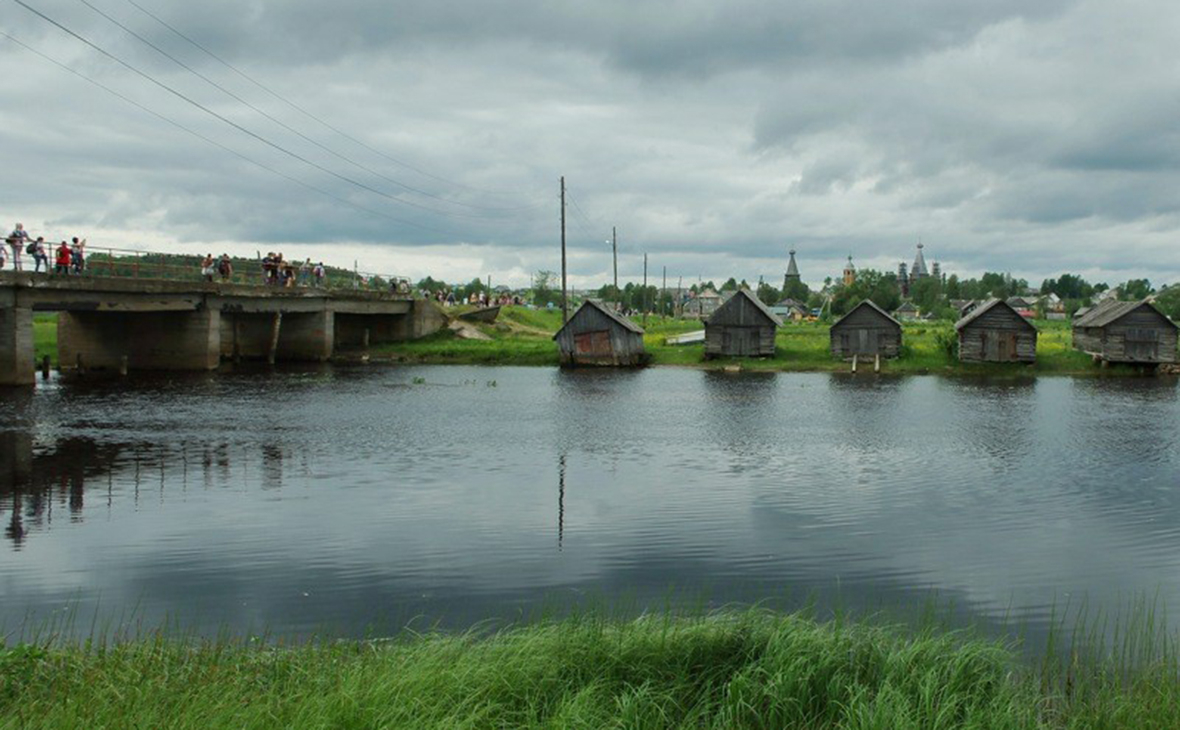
left=1, top=366, right=1177, bottom=642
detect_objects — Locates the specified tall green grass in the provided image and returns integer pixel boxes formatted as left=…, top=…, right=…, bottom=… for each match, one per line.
left=2, top=608, right=1178, bottom=728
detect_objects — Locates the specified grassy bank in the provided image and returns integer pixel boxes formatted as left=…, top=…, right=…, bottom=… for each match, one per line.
left=25, top=308, right=1146, bottom=376
left=376, top=307, right=1125, bottom=376
left=2, top=611, right=1178, bottom=728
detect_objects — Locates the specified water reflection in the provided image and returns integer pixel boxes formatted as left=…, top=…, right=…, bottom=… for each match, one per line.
left=0, top=367, right=1178, bottom=643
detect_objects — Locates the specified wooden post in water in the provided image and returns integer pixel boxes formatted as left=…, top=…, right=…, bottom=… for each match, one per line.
left=76, top=352, right=85, bottom=376
left=119, top=355, right=128, bottom=376
left=875, top=353, right=880, bottom=373
left=267, top=312, right=283, bottom=365
left=851, top=353, right=858, bottom=373
left=232, top=318, right=241, bottom=363
left=40, top=355, right=50, bottom=380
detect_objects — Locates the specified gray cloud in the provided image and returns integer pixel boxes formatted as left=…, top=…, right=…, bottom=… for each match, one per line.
left=2, top=0, right=1178, bottom=287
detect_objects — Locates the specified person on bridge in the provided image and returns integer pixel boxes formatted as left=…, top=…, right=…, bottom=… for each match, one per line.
left=201, top=253, right=216, bottom=282
left=7, top=223, right=29, bottom=271
left=31, top=238, right=48, bottom=273
left=218, top=254, right=233, bottom=281
left=70, top=238, right=86, bottom=274
left=55, top=241, right=71, bottom=275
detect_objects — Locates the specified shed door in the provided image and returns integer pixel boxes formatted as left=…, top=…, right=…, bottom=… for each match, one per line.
left=857, top=329, right=875, bottom=354
left=574, top=330, right=612, bottom=356
left=724, top=328, right=755, bottom=356
left=1124, top=328, right=1159, bottom=361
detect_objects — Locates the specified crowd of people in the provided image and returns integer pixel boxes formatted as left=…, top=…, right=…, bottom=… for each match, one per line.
left=3, top=223, right=87, bottom=275
left=257, top=252, right=325, bottom=288
left=428, top=288, right=523, bottom=307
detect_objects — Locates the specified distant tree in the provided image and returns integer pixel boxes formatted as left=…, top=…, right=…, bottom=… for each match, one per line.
left=756, top=282, right=781, bottom=306
left=415, top=276, right=446, bottom=293
left=829, top=269, right=901, bottom=316
left=597, top=284, right=621, bottom=302
left=1154, top=284, right=1180, bottom=320
left=1040, top=273, right=1095, bottom=300
left=944, top=274, right=962, bottom=300
left=1118, top=279, right=1153, bottom=301
left=909, top=275, right=944, bottom=313
left=531, top=270, right=561, bottom=307
left=720, top=277, right=739, bottom=292
left=782, top=278, right=811, bottom=302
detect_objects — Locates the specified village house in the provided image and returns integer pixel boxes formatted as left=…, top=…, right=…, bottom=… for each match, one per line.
left=955, top=298, right=1038, bottom=363
left=829, top=300, right=902, bottom=360
left=553, top=299, right=647, bottom=367
left=1072, top=299, right=1178, bottom=365
left=893, top=301, right=920, bottom=321
left=683, top=288, right=722, bottom=319
left=704, top=288, right=781, bottom=358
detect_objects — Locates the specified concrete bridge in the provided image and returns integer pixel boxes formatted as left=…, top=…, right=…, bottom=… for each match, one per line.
left=0, top=273, right=447, bottom=385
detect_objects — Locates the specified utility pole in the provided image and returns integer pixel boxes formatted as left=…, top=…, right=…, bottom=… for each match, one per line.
left=560, top=176, right=567, bottom=324
left=642, top=253, right=648, bottom=328
left=662, top=265, right=667, bottom=317
left=612, top=226, right=618, bottom=297
left=677, top=276, right=683, bottom=319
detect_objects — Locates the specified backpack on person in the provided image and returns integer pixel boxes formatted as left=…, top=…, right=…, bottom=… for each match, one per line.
left=25, top=242, right=35, bottom=254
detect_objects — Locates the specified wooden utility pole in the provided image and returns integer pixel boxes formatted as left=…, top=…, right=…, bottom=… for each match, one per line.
left=662, top=265, right=667, bottom=317
left=677, top=275, right=683, bottom=318
left=612, top=226, right=618, bottom=297
left=642, top=253, right=648, bottom=328
left=560, top=176, right=568, bottom=324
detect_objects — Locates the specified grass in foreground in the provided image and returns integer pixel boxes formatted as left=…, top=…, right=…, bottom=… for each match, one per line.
left=2, top=610, right=1178, bottom=728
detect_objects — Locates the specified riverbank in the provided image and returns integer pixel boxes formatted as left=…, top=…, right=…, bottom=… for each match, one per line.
left=373, top=308, right=1149, bottom=377
left=2, top=611, right=1177, bottom=728
left=29, top=309, right=1161, bottom=376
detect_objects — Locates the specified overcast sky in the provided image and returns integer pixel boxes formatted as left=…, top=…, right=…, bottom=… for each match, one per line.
left=3, top=0, right=1179, bottom=288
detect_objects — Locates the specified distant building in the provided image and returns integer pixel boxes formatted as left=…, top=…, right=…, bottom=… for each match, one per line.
left=553, top=299, right=647, bottom=367
left=783, top=249, right=801, bottom=292
left=704, top=289, right=782, bottom=358
left=1072, top=299, right=1178, bottom=365
left=955, top=298, right=1037, bottom=363
left=842, top=256, right=857, bottom=287
left=894, top=301, right=920, bottom=321
left=830, top=300, right=902, bottom=360
left=683, top=288, right=723, bottom=319
left=898, top=242, right=940, bottom=297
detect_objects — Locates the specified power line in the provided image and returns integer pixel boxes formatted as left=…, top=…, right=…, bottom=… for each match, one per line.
left=13, top=0, right=514, bottom=225
left=122, top=0, right=547, bottom=204
left=0, top=30, right=467, bottom=238
left=75, top=0, right=527, bottom=219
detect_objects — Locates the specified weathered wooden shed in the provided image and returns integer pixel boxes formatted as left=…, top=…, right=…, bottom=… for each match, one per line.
left=553, top=299, right=647, bottom=367
left=954, top=298, right=1038, bottom=363
left=704, top=289, right=782, bottom=358
left=1072, top=299, right=1178, bottom=365
left=829, top=300, right=903, bottom=360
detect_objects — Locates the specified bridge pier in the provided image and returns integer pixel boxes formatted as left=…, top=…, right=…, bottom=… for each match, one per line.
left=277, top=310, right=334, bottom=361
left=59, top=308, right=221, bottom=373
left=0, top=290, right=34, bottom=386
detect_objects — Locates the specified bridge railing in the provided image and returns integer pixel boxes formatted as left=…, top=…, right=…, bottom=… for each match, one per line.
left=3, top=242, right=412, bottom=294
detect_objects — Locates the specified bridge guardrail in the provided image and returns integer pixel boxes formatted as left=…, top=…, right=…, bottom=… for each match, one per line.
left=1, top=241, right=412, bottom=294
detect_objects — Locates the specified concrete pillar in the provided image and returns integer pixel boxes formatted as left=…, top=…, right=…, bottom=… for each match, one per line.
left=276, top=310, right=333, bottom=361
left=0, top=291, right=35, bottom=386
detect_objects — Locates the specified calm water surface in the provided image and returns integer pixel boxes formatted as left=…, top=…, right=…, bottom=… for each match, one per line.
left=1, top=366, right=1178, bottom=640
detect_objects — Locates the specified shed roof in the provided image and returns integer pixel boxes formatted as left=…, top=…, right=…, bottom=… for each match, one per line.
left=710, top=288, right=783, bottom=326
left=1073, top=299, right=1176, bottom=329
left=954, top=298, right=1037, bottom=332
left=553, top=299, right=645, bottom=340
left=895, top=301, right=919, bottom=313
left=831, top=299, right=901, bottom=329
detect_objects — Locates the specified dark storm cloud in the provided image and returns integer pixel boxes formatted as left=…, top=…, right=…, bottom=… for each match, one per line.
left=2, top=0, right=1179, bottom=285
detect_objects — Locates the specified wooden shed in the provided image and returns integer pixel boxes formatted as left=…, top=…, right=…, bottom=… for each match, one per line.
left=829, top=300, right=902, bottom=360
left=704, top=289, right=782, bottom=358
left=553, top=299, right=647, bottom=367
left=954, top=298, right=1037, bottom=363
left=1072, top=299, right=1178, bottom=365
